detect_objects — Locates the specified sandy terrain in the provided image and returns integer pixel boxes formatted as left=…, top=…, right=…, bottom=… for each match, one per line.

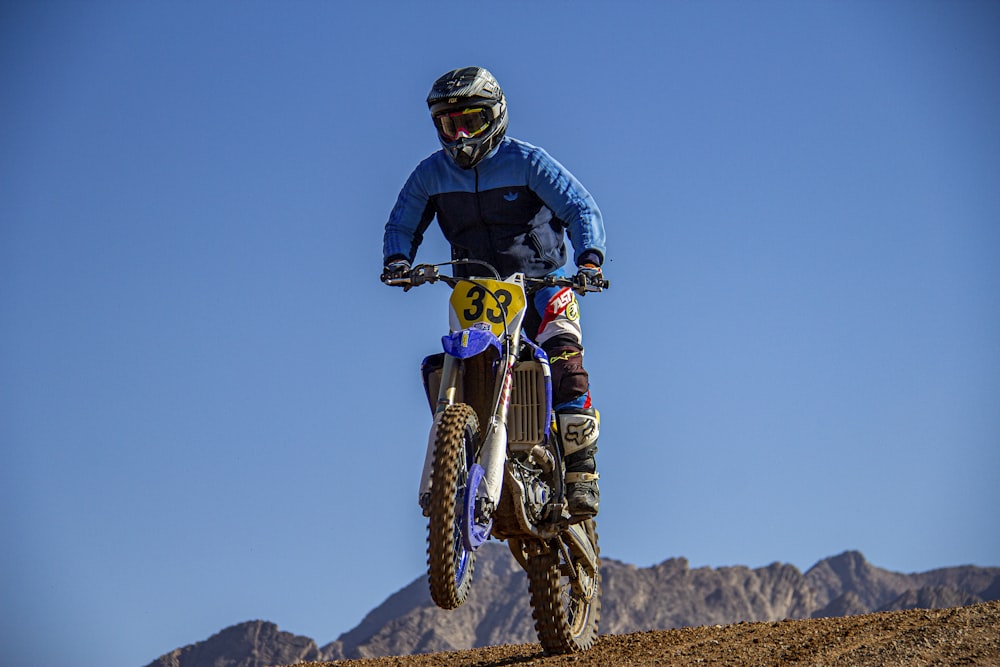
left=292, top=600, right=1000, bottom=666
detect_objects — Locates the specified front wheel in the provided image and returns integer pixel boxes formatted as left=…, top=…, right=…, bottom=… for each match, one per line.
left=526, top=520, right=602, bottom=654
left=426, top=404, right=480, bottom=610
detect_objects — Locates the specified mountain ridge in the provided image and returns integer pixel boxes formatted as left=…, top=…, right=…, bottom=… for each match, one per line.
left=143, top=547, right=1000, bottom=667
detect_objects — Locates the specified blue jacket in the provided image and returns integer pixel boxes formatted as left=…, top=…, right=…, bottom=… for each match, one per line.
left=383, top=136, right=606, bottom=278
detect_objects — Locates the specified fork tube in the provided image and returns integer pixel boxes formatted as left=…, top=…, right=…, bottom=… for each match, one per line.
left=436, top=354, right=460, bottom=413
left=478, top=352, right=515, bottom=505
left=418, top=355, right=461, bottom=502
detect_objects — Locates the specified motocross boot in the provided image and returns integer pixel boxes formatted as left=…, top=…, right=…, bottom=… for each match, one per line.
left=556, top=407, right=601, bottom=518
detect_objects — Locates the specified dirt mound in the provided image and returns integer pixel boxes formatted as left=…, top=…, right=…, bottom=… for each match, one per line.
left=295, top=600, right=1000, bottom=667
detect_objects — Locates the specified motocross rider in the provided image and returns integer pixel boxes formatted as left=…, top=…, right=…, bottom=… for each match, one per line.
left=382, top=66, right=607, bottom=519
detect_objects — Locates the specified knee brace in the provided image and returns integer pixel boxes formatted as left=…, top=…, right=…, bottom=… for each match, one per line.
left=545, top=340, right=590, bottom=407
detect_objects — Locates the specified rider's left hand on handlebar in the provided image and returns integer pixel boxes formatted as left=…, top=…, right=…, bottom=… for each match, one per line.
left=573, top=263, right=606, bottom=294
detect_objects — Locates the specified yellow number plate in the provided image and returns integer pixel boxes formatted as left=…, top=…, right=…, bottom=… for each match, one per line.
left=449, top=279, right=527, bottom=337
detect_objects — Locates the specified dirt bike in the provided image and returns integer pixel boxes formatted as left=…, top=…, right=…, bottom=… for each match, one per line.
left=384, top=259, right=609, bottom=654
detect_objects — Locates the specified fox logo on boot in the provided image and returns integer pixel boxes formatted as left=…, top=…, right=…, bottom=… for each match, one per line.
left=561, top=413, right=600, bottom=452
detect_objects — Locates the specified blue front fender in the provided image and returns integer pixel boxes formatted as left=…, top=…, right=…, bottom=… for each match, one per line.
left=442, top=328, right=502, bottom=359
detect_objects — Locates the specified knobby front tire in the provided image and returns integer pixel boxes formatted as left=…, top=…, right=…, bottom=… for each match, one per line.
left=426, top=403, right=480, bottom=610
left=526, top=520, right=602, bottom=654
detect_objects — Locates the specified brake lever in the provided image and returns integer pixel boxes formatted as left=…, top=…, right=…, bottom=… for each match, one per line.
left=409, top=264, right=441, bottom=286
left=572, top=274, right=610, bottom=295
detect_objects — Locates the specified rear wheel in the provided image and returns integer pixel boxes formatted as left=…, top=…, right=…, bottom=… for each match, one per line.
left=426, top=404, right=480, bottom=609
left=526, top=520, right=602, bottom=654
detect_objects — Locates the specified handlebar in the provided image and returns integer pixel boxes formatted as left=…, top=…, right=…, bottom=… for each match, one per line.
left=382, top=262, right=610, bottom=294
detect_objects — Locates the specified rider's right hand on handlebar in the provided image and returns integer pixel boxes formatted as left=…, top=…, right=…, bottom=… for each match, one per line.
left=381, top=259, right=412, bottom=287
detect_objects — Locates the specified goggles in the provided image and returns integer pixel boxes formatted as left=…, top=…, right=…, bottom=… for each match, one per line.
left=433, top=107, right=491, bottom=141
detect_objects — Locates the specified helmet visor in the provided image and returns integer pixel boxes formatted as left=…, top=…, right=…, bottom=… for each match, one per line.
left=433, top=107, right=491, bottom=141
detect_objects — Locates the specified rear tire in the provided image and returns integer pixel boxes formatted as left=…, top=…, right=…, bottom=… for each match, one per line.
left=526, top=520, right=601, bottom=654
left=426, top=404, right=480, bottom=610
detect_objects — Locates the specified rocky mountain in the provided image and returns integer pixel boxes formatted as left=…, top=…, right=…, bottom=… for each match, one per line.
left=143, top=545, right=1000, bottom=667
left=144, top=620, right=321, bottom=667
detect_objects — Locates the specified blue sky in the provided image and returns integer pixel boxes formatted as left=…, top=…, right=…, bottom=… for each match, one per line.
left=2, top=2, right=998, bottom=666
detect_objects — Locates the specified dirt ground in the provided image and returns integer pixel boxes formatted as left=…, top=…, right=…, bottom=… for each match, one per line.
left=293, top=600, right=1000, bottom=667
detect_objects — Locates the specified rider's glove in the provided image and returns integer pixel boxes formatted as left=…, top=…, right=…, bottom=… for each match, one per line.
left=573, top=262, right=604, bottom=294
left=381, top=259, right=412, bottom=286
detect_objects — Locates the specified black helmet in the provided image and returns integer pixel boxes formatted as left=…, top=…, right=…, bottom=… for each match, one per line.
left=427, top=66, right=508, bottom=169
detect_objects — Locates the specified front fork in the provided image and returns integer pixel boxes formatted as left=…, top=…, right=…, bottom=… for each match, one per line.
left=418, top=353, right=513, bottom=515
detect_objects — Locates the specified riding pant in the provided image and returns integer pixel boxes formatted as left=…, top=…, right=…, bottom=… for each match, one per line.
left=525, top=279, right=593, bottom=411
